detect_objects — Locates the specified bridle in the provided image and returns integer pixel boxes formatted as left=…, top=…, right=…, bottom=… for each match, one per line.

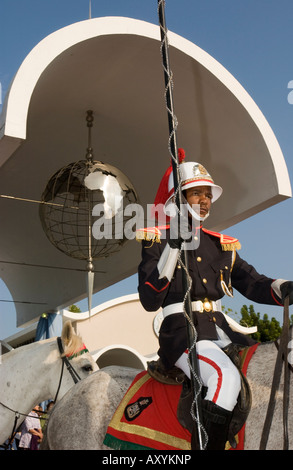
left=0, top=336, right=82, bottom=449
left=54, top=336, right=82, bottom=400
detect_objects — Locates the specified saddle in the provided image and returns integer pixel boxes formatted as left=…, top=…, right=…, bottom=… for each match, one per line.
left=147, top=344, right=252, bottom=449
left=147, top=359, right=186, bottom=385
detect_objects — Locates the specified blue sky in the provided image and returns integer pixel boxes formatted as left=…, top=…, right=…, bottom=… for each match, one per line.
left=1, top=0, right=293, bottom=338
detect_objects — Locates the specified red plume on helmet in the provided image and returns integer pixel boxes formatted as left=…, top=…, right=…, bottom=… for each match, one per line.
left=151, top=148, right=186, bottom=222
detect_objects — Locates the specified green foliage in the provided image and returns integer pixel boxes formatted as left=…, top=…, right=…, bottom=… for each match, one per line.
left=239, top=305, right=282, bottom=342
left=223, top=304, right=293, bottom=342
left=68, top=304, right=81, bottom=313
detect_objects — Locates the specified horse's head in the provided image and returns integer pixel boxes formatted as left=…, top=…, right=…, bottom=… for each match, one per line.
left=61, top=321, right=98, bottom=376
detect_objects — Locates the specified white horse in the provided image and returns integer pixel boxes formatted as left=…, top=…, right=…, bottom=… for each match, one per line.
left=41, top=340, right=292, bottom=450
left=0, top=321, right=98, bottom=446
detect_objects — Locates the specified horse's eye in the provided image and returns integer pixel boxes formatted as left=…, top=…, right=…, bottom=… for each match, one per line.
left=82, top=365, right=93, bottom=372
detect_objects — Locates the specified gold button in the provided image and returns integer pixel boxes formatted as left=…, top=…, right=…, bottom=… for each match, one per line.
left=194, top=236, right=198, bottom=241
left=197, top=257, right=202, bottom=262
left=225, top=266, right=229, bottom=270
left=202, top=278, right=207, bottom=284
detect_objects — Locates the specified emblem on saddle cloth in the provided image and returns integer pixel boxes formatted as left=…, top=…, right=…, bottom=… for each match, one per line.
left=124, top=396, right=153, bottom=421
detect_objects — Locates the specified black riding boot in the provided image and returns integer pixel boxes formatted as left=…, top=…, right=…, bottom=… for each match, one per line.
left=192, top=400, right=232, bottom=450
left=202, top=400, right=232, bottom=450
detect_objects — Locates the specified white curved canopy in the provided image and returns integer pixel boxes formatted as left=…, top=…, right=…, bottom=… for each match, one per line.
left=0, top=17, right=291, bottom=327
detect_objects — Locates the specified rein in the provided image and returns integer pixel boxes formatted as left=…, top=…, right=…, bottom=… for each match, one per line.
left=55, top=336, right=82, bottom=398
left=0, top=336, right=82, bottom=449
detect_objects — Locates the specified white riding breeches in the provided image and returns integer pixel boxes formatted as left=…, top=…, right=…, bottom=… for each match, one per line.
left=175, top=340, right=241, bottom=412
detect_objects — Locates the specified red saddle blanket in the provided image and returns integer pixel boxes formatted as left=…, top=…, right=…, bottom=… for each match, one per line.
left=104, top=344, right=258, bottom=451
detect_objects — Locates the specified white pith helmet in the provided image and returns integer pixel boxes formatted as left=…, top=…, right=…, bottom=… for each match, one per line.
left=166, top=160, right=223, bottom=206
left=152, top=149, right=222, bottom=222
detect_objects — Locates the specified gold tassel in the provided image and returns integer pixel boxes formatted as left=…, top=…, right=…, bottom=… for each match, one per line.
left=221, top=241, right=241, bottom=251
left=136, top=228, right=161, bottom=244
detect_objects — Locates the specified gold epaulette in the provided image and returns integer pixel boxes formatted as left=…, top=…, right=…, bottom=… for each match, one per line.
left=136, top=226, right=241, bottom=251
left=136, top=225, right=170, bottom=244
left=202, top=228, right=241, bottom=251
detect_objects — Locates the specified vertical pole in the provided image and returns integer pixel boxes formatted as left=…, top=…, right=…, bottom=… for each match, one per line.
left=259, top=296, right=290, bottom=450
left=85, top=110, right=94, bottom=315
left=157, top=0, right=205, bottom=449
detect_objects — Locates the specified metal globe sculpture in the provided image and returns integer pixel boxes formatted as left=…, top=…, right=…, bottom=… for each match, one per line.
left=39, top=111, right=138, bottom=312
left=39, top=158, right=138, bottom=261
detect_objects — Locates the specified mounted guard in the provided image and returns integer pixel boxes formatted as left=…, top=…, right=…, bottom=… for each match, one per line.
left=137, top=149, right=293, bottom=449
left=132, top=0, right=293, bottom=450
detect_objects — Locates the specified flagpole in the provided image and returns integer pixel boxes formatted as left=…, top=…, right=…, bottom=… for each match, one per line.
left=157, top=0, right=205, bottom=450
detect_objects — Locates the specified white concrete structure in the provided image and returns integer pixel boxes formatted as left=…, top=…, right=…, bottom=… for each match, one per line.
left=63, top=293, right=160, bottom=369
left=0, top=17, right=291, bottom=329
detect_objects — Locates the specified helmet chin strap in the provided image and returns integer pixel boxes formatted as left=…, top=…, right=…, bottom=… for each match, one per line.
left=164, top=197, right=210, bottom=224
left=186, top=202, right=210, bottom=223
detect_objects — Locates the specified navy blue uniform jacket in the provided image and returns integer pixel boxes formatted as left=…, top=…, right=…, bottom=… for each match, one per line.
left=138, top=226, right=282, bottom=369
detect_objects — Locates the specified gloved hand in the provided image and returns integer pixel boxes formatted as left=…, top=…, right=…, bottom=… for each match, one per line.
left=280, top=281, right=293, bottom=305
left=168, top=236, right=184, bottom=250
left=168, top=212, right=193, bottom=249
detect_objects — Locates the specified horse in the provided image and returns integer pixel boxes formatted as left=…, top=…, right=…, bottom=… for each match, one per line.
left=41, top=340, right=292, bottom=450
left=0, top=321, right=98, bottom=446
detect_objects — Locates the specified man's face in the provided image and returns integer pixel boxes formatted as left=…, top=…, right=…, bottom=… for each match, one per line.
left=185, top=185, right=212, bottom=220
left=34, top=406, right=42, bottom=415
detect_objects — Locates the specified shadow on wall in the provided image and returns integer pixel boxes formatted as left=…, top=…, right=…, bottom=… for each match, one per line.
left=96, top=346, right=147, bottom=370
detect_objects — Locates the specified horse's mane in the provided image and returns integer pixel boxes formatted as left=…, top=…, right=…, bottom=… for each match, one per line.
left=61, top=321, right=84, bottom=358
